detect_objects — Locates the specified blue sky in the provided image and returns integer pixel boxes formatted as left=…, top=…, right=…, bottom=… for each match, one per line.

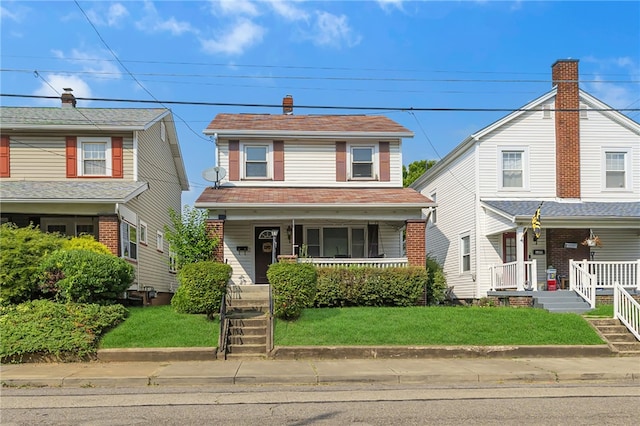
left=2, top=1, right=639, bottom=207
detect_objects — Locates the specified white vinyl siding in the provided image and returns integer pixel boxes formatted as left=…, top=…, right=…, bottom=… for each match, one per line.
left=217, top=138, right=403, bottom=187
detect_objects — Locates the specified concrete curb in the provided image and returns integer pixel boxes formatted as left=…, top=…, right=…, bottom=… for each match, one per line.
left=94, top=345, right=616, bottom=363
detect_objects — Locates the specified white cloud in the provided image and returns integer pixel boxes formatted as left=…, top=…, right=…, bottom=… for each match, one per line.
left=376, top=0, right=405, bottom=12
left=33, top=75, right=92, bottom=107
left=136, top=0, right=196, bottom=36
left=309, top=11, right=361, bottom=48
left=0, top=5, right=19, bottom=21
left=200, top=18, right=266, bottom=55
left=266, top=0, right=309, bottom=22
left=85, top=3, right=128, bottom=27
left=210, top=0, right=260, bottom=17
left=584, top=56, right=639, bottom=111
left=53, top=48, right=122, bottom=80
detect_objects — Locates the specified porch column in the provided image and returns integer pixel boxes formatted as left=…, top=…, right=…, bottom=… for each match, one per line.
left=205, top=219, right=224, bottom=263
left=406, top=219, right=426, bottom=267
left=516, top=226, right=525, bottom=290
left=98, top=215, right=119, bottom=256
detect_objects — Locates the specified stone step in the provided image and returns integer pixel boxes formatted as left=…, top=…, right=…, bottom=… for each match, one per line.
left=605, top=333, right=639, bottom=343
left=542, top=305, right=593, bottom=313
left=225, top=353, right=268, bottom=360
left=227, top=285, right=270, bottom=297
left=612, top=342, right=640, bottom=352
left=229, top=326, right=266, bottom=336
left=228, top=317, right=268, bottom=327
left=587, top=318, right=620, bottom=327
left=597, top=325, right=631, bottom=334
left=228, top=334, right=267, bottom=345
left=227, top=299, right=269, bottom=308
left=227, top=343, right=268, bottom=355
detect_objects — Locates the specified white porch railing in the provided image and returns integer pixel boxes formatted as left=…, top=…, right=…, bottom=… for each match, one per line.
left=298, top=257, right=409, bottom=268
left=575, top=260, right=640, bottom=289
left=489, top=260, right=537, bottom=291
left=569, top=259, right=596, bottom=308
left=614, top=282, right=640, bottom=341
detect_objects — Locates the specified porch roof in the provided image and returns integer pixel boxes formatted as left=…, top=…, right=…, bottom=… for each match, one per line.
left=482, top=200, right=640, bottom=220
left=0, top=181, right=149, bottom=203
left=195, top=186, right=433, bottom=208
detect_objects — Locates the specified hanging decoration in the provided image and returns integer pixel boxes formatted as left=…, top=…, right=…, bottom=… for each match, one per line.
left=581, top=229, right=603, bottom=247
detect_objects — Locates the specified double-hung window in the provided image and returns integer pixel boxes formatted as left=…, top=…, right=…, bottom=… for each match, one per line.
left=460, top=232, right=471, bottom=273
left=78, top=138, right=111, bottom=176
left=499, top=147, right=528, bottom=190
left=244, top=145, right=269, bottom=179
left=351, top=146, right=374, bottom=179
left=121, top=221, right=137, bottom=260
left=604, top=150, right=630, bottom=189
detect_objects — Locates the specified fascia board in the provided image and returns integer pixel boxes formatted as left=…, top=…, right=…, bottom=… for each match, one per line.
left=203, top=129, right=414, bottom=139
left=195, top=202, right=433, bottom=209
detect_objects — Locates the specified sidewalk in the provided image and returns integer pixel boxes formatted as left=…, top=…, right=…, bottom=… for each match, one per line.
left=2, top=356, right=638, bottom=388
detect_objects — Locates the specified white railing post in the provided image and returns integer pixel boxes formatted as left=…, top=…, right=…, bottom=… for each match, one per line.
left=613, top=283, right=619, bottom=319
left=489, top=265, right=495, bottom=291
left=637, top=259, right=640, bottom=291
left=531, top=259, right=537, bottom=291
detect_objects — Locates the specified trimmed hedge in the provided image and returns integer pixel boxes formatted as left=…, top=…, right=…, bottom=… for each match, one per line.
left=314, top=266, right=427, bottom=307
left=38, top=249, right=135, bottom=304
left=0, top=223, right=63, bottom=305
left=268, top=262, right=317, bottom=320
left=62, top=234, right=113, bottom=255
left=171, top=261, right=231, bottom=316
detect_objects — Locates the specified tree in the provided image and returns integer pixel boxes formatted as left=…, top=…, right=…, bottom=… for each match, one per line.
left=164, top=205, right=219, bottom=270
left=402, top=159, right=437, bottom=187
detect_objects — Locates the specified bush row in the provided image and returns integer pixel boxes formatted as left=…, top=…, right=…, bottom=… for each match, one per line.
left=171, top=261, right=232, bottom=317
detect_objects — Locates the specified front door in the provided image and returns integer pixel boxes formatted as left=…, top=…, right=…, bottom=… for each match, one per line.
left=255, top=227, right=280, bottom=284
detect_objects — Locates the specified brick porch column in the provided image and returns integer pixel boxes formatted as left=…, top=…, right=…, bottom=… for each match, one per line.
left=98, top=215, right=119, bottom=256
left=406, top=219, right=426, bottom=267
left=206, top=219, right=224, bottom=263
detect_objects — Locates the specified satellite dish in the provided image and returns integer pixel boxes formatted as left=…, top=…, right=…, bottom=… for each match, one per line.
left=202, top=166, right=226, bottom=188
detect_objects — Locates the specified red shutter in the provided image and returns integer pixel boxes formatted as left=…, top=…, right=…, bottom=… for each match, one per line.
left=0, top=135, right=10, bottom=177
left=229, top=140, right=239, bottom=181
left=111, top=137, right=123, bottom=178
left=379, top=141, right=390, bottom=182
left=336, top=141, right=346, bottom=182
left=66, top=136, right=77, bottom=178
left=273, top=140, right=284, bottom=181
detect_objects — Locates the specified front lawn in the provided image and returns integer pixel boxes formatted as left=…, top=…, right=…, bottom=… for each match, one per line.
left=99, top=305, right=218, bottom=348
left=275, top=306, right=605, bottom=346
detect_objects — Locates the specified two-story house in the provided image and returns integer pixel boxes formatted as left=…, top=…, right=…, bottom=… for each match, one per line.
left=0, top=90, right=189, bottom=303
left=195, top=97, right=434, bottom=286
left=411, top=59, right=640, bottom=301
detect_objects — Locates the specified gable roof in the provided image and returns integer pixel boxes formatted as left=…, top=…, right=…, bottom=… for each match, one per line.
left=196, top=187, right=432, bottom=208
left=410, top=88, right=640, bottom=190
left=204, top=114, right=414, bottom=138
left=0, top=107, right=169, bottom=131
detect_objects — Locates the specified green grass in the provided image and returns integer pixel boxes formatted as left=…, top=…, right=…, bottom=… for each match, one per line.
left=99, top=305, right=219, bottom=348
left=585, top=304, right=614, bottom=318
left=274, top=306, right=605, bottom=346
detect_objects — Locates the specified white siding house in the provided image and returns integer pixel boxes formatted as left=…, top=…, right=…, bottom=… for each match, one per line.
left=412, top=59, right=640, bottom=300
left=195, top=97, right=434, bottom=286
left=0, top=90, right=189, bottom=301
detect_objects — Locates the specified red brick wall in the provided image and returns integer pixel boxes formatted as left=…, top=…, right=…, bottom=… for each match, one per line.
left=98, top=215, right=119, bottom=256
left=406, top=219, right=426, bottom=267
left=206, top=219, right=224, bottom=262
left=552, top=59, right=581, bottom=199
left=547, top=228, right=591, bottom=278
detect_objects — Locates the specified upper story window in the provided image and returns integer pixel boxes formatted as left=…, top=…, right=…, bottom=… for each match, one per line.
left=430, top=192, right=437, bottom=225
left=139, top=221, right=148, bottom=245
left=78, top=137, right=112, bottom=176
left=604, top=149, right=631, bottom=190
left=499, top=147, right=528, bottom=190
left=351, top=146, right=374, bottom=179
left=460, top=232, right=471, bottom=273
left=244, top=145, right=269, bottom=179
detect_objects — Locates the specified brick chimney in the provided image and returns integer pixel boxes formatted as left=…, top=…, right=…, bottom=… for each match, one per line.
left=61, top=88, right=76, bottom=108
left=552, top=59, right=580, bottom=198
left=282, top=95, right=293, bottom=115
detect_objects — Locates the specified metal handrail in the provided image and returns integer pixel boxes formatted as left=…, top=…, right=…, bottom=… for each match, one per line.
left=217, top=293, right=229, bottom=360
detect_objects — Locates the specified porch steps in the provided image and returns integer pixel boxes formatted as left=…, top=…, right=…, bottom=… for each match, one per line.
left=586, top=318, right=640, bottom=357
left=223, top=285, right=270, bottom=359
left=532, top=290, right=593, bottom=313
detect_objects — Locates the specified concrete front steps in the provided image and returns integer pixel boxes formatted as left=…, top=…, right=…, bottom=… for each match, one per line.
left=533, top=290, right=593, bottom=313
left=587, top=318, right=640, bottom=357
left=223, top=285, right=271, bottom=359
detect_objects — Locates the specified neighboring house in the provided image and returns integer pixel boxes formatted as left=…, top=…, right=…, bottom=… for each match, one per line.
left=0, top=90, right=189, bottom=302
left=195, top=96, right=434, bottom=286
left=411, top=59, right=640, bottom=300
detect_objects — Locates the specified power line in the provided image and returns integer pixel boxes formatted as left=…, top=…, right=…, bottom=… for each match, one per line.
left=2, top=93, right=639, bottom=114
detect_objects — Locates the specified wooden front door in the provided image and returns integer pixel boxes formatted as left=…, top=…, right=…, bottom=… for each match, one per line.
left=255, top=227, right=280, bottom=284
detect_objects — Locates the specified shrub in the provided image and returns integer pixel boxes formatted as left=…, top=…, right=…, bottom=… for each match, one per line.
left=314, top=266, right=426, bottom=307
left=268, top=262, right=317, bottom=320
left=165, top=206, right=219, bottom=271
left=0, top=300, right=127, bottom=363
left=0, top=223, right=63, bottom=305
left=171, top=261, right=231, bottom=315
left=425, top=257, right=448, bottom=305
left=38, top=249, right=135, bottom=304
left=62, top=234, right=113, bottom=255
